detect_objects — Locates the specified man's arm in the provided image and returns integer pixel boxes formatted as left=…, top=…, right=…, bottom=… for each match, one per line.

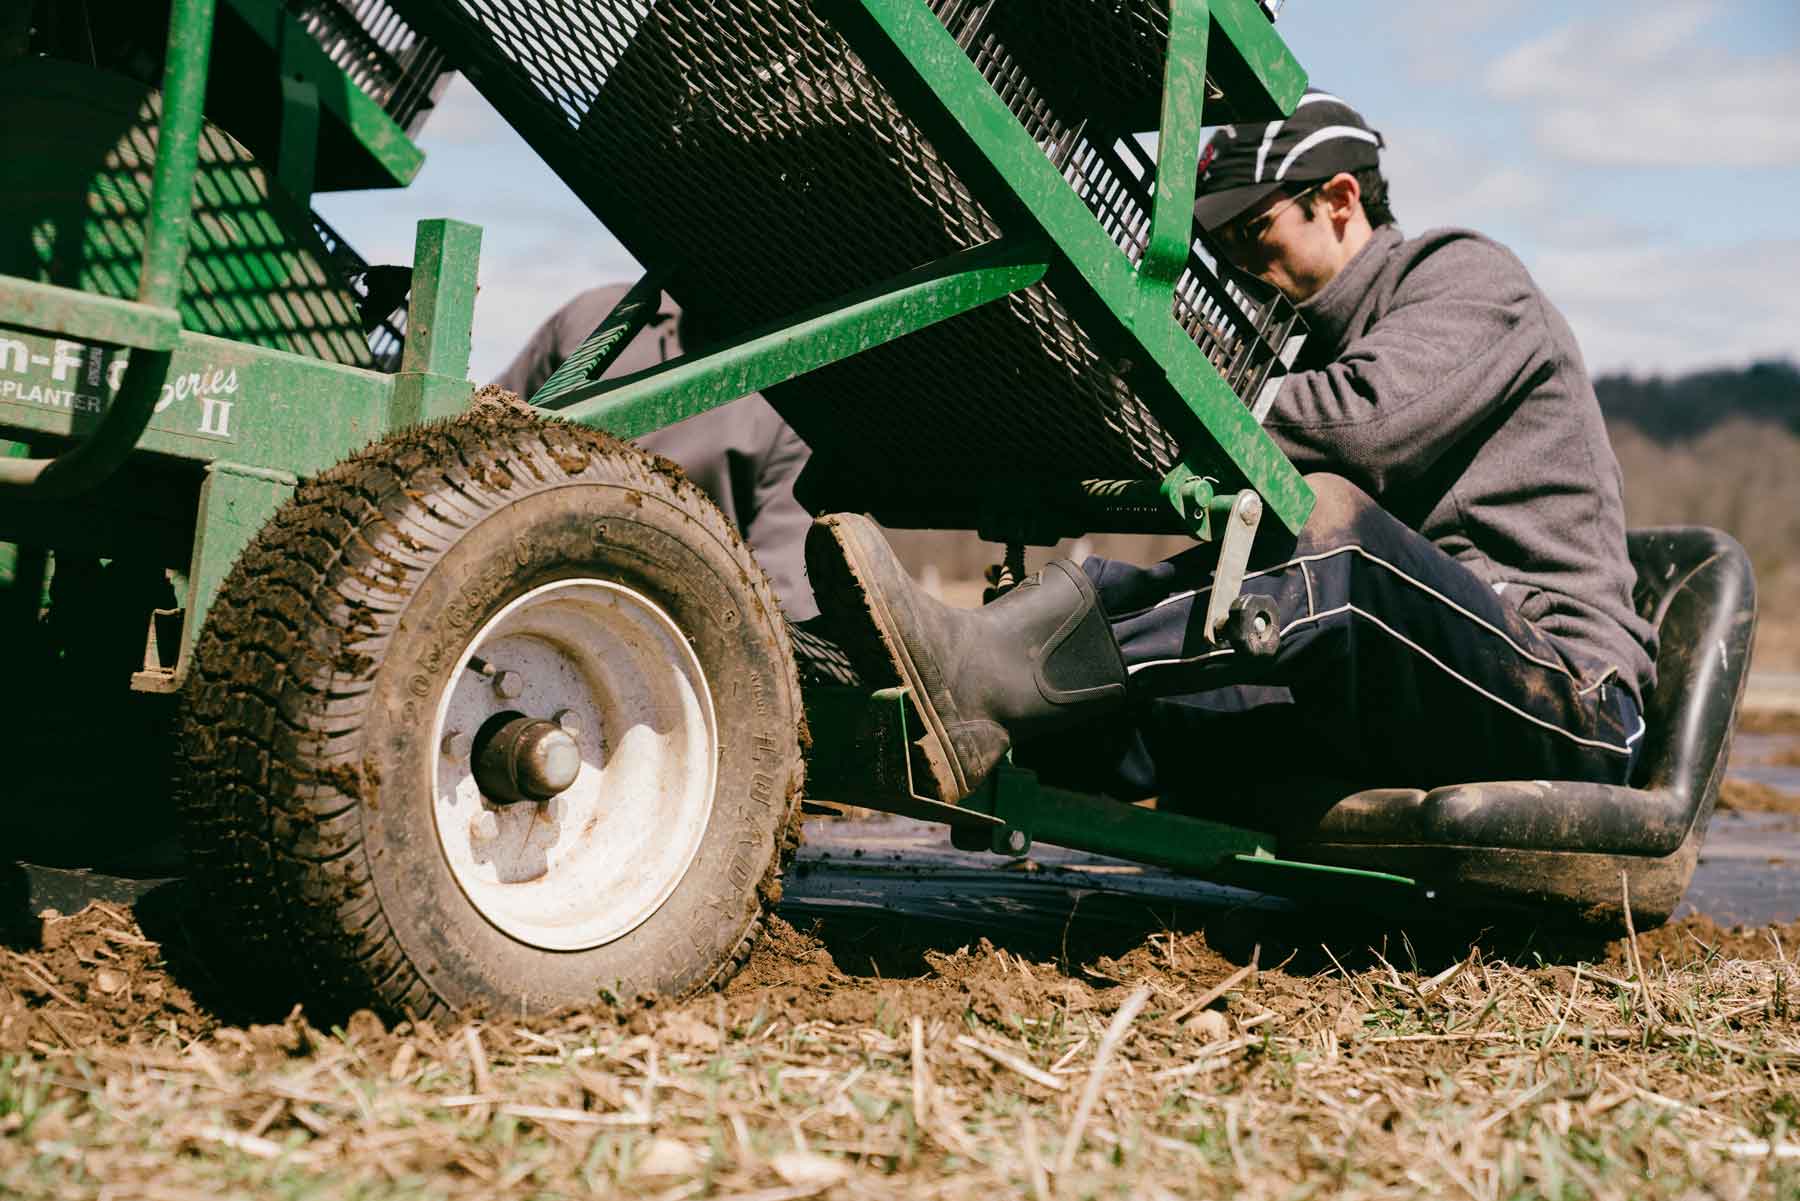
left=739, top=404, right=818, bottom=621
left=1266, top=234, right=1549, bottom=495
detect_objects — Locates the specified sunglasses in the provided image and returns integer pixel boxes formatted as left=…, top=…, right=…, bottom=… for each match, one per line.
left=1211, top=182, right=1322, bottom=259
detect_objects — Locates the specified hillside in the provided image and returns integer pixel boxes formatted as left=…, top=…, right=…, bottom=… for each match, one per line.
left=1595, top=359, right=1800, bottom=443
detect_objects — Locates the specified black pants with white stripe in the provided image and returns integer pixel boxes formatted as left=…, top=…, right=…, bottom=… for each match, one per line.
left=1024, top=475, right=1643, bottom=804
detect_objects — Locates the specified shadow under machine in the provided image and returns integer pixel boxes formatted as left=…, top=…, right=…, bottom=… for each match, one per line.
left=0, top=0, right=1756, bottom=1017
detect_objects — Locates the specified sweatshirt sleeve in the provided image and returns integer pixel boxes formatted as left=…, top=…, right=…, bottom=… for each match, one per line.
left=489, top=286, right=628, bottom=397
left=1264, top=235, right=1548, bottom=494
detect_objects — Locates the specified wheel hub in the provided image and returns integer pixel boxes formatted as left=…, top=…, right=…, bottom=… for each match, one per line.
left=431, top=579, right=719, bottom=952
left=473, top=713, right=582, bottom=804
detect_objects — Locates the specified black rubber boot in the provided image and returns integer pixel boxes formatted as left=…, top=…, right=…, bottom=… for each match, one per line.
left=807, top=513, right=1128, bottom=803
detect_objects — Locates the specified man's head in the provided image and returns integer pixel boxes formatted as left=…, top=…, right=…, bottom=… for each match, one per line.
left=1193, top=91, right=1392, bottom=302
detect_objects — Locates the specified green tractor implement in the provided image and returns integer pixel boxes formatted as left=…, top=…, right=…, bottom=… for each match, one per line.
left=0, top=0, right=1754, bottom=1019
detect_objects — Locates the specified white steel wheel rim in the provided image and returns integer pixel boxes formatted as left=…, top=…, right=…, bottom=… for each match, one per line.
left=431, top=578, right=718, bottom=951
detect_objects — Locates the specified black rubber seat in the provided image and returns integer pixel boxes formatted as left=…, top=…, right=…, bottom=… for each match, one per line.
left=1282, top=527, right=1757, bottom=926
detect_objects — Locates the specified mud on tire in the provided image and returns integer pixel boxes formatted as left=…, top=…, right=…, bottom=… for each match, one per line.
left=178, top=410, right=804, bottom=1020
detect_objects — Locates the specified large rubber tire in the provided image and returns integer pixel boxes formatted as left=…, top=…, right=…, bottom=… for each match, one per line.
left=178, top=411, right=804, bottom=1020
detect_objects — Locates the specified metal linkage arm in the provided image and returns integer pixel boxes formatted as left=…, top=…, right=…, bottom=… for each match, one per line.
left=532, top=273, right=664, bottom=410
left=1139, top=0, right=1209, bottom=291
left=0, top=0, right=215, bottom=497
left=553, top=239, right=1050, bottom=440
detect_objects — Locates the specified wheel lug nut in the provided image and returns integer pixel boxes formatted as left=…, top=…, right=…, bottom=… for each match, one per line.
left=553, top=708, right=581, bottom=734
left=493, top=670, right=524, bottom=700
left=470, top=810, right=500, bottom=842
left=442, top=731, right=472, bottom=761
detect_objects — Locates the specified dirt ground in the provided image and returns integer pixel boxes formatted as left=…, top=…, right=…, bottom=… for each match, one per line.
left=1742, top=710, right=1800, bottom=738
left=1717, top=777, right=1800, bottom=814
left=3, top=883, right=1798, bottom=1199
left=4, top=711, right=1798, bottom=1197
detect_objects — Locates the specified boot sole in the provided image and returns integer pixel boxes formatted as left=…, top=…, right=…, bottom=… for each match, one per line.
left=809, top=516, right=967, bottom=803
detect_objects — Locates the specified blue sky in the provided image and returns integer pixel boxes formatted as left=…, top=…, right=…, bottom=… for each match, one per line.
left=317, top=0, right=1800, bottom=383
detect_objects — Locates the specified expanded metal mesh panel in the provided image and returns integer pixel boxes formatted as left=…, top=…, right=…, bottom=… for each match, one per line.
left=289, top=0, right=452, bottom=134
left=395, top=0, right=1298, bottom=519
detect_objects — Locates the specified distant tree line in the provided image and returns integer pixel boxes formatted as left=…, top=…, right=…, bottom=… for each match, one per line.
left=1595, top=359, right=1800, bottom=444
left=1597, top=359, right=1800, bottom=670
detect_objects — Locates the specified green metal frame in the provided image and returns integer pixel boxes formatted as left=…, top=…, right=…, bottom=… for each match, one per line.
left=511, top=0, right=1313, bottom=539
left=222, top=0, right=427, bottom=192
left=0, top=0, right=1407, bottom=903
left=0, top=0, right=478, bottom=688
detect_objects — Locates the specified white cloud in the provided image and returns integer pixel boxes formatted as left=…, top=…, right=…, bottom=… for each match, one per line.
left=1375, top=0, right=1513, bottom=83
left=1528, top=238, right=1800, bottom=373
left=414, top=75, right=512, bottom=147
left=1486, top=0, right=1800, bottom=167
left=1377, top=126, right=1554, bottom=232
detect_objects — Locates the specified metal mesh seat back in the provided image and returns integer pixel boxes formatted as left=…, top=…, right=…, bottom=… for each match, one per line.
left=399, top=0, right=1297, bottom=523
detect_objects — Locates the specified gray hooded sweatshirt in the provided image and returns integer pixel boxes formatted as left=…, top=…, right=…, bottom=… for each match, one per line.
left=1265, top=224, right=1656, bottom=703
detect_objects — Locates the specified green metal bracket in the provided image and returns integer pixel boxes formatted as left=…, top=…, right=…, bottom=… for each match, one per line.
left=1158, top=463, right=1238, bottom=542
left=1203, top=0, right=1309, bottom=122
left=954, top=762, right=1276, bottom=873
left=554, top=238, right=1049, bottom=441
left=389, top=218, right=481, bottom=428
left=221, top=0, right=425, bottom=189
left=1140, top=0, right=1209, bottom=294
left=532, top=272, right=665, bottom=409
left=829, top=0, right=1314, bottom=535
left=957, top=764, right=1039, bottom=857
left=276, top=73, right=321, bottom=204
left=274, top=1, right=324, bottom=204
left=141, top=459, right=297, bottom=692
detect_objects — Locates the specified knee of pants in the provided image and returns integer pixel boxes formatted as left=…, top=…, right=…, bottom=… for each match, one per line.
left=1295, top=472, right=1381, bottom=551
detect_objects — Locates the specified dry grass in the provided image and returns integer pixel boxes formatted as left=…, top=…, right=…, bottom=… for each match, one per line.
left=3, top=899, right=1799, bottom=1200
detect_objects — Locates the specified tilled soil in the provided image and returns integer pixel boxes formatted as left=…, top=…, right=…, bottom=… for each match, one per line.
left=3, top=888, right=1799, bottom=1199
left=4, top=891, right=1797, bottom=1055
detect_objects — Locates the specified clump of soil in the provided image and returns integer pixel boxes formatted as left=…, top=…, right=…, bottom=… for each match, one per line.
left=6, top=888, right=1797, bottom=1058
left=1717, top=777, right=1800, bottom=814
left=729, top=914, right=843, bottom=993
left=1607, top=913, right=1800, bottom=970
left=468, top=383, right=534, bottom=415
left=0, top=901, right=209, bottom=1051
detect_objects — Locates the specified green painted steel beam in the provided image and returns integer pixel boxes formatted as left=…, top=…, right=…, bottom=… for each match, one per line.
left=221, top=0, right=425, bottom=189
left=276, top=75, right=321, bottom=205
left=140, top=0, right=216, bottom=313
left=831, top=0, right=1314, bottom=534
left=0, top=326, right=393, bottom=477
left=390, top=218, right=481, bottom=427
left=533, top=272, right=664, bottom=410
left=0, top=279, right=180, bottom=352
left=1141, top=1, right=1209, bottom=292
left=555, top=238, right=1049, bottom=441
left=1204, top=0, right=1308, bottom=120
